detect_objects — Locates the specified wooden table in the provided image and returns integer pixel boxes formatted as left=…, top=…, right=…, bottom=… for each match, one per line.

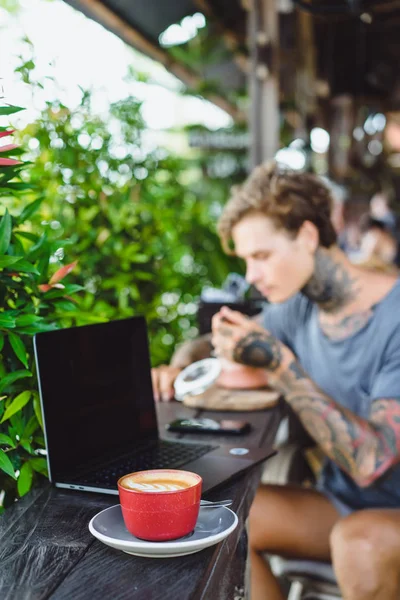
left=0, top=402, right=282, bottom=600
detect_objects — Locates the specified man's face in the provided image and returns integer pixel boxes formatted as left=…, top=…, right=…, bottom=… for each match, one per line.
left=232, top=212, right=315, bottom=303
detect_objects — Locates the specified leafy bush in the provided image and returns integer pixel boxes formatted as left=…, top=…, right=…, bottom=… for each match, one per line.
left=0, top=104, right=81, bottom=510
left=22, top=91, right=242, bottom=365
left=0, top=61, right=244, bottom=507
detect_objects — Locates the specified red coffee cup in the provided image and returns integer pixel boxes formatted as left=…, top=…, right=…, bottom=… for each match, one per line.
left=117, top=469, right=202, bottom=541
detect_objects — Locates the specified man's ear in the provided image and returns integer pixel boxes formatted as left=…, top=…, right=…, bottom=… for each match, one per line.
left=296, top=220, right=320, bottom=253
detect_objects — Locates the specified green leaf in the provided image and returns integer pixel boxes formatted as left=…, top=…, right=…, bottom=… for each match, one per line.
left=16, top=323, right=57, bottom=335
left=0, top=147, right=24, bottom=158
left=17, top=462, right=33, bottom=496
left=14, top=231, right=40, bottom=243
left=23, top=415, right=39, bottom=439
left=10, top=260, right=40, bottom=275
left=33, top=393, right=43, bottom=430
left=53, top=299, right=77, bottom=311
left=1, top=182, right=33, bottom=191
left=20, top=439, right=33, bottom=454
left=0, top=105, right=24, bottom=116
left=26, top=234, right=48, bottom=261
left=29, top=457, right=48, bottom=476
left=0, top=333, right=4, bottom=352
left=33, top=435, right=45, bottom=447
left=8, top=332, right=28, bottom=368
left=15, top=314, right=43, bottom=327
left=0, top=210, right=12, bottom=255
left=0, top=390, right=31, bottom=423
left=37, top=251, right=50, bottom=282
left=0, top=448, right=16, bottom=479
left=0, top=373, right=31, bottom=397
left=0, top=434, right=15, bottom=448
left=18, top=197, right=44, bottom=223
left=0, top=255, right=23, bottom=268
left=42, top=284, right=84, bottom=299
left=0, top=314, right=16, bottom=328
left=0, top=165, right=23, bottom=186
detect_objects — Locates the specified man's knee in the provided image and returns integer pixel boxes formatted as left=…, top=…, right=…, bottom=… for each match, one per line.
left=330, top=512, right=376, bottom=569
left=330, top=511, right=400, bottom=597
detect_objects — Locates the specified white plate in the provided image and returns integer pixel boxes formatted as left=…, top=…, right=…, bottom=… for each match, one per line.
left=173, top=358, right=221, bottom=400
left=88, top=504, right=238, bottom=558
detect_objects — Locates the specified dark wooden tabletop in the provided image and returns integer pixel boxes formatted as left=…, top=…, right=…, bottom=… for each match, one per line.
left=0, top=402, right=282, bottom=600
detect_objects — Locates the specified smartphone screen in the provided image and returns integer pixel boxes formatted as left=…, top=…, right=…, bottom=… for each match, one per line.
left=166, top=418, right=251, bottom=435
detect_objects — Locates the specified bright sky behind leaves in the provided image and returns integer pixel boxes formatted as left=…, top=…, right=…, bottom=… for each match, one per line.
left=0, top=0, right=232, bottom=133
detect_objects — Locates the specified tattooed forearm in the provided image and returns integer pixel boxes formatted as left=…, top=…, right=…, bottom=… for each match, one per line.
left=277, top=361, right=400, bottom=486
left=232, top=331, right=282, bottom=371
left=171, top=334, right=213, bottom=368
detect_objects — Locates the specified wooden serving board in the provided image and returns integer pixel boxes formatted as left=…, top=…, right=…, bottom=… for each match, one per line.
left=183, top=384, right=280, bottom=411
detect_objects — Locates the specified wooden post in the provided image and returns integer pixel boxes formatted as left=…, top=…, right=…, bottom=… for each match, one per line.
left=328, top=95, right=355, bottom=181
left=296, top=10, right=317, bottom=124
left=246, top=0, right=280, bottom=168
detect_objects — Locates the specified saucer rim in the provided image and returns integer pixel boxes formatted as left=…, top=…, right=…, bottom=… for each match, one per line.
left=88, top=503, right=238, bottom=550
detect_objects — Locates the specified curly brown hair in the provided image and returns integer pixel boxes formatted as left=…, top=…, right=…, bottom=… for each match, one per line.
left=218, top=161, right=337, bottom=254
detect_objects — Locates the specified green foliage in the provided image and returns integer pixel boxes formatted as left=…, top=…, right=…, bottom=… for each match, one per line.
left=22, top=91, right=242, bottom=365
left=1, top=50, right=245, bottom=508
left=0, top=104, right=80, bottom=509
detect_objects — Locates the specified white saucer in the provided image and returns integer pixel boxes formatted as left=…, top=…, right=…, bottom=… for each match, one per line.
left=88, top=504, right=238, bottom=558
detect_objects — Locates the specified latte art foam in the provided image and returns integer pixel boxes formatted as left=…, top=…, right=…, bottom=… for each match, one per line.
left=119, top=469, right=200, bottom=495
left=124, top=481, right=186, bottom=492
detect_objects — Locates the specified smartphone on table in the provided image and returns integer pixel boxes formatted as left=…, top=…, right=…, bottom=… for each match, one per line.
left=165, top=417, right=251, bottom=435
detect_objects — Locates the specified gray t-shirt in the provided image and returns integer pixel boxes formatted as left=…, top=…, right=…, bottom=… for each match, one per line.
left=262, top=279, right=400, bottom=510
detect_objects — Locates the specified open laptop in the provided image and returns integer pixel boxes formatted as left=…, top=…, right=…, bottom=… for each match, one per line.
left=33, top=316, right=275, bottom=495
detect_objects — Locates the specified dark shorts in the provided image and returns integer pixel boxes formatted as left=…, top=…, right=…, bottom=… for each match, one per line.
left=317, top=485, right=354, bottom=517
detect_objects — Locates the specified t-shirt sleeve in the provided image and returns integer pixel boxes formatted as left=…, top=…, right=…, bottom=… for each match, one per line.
left=370, top=325, right=400, bottom=403
left=261, top=303, right=291, bottom=345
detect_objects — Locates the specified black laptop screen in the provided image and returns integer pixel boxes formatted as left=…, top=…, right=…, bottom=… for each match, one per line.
left=34, top=317, right=159, bottom=479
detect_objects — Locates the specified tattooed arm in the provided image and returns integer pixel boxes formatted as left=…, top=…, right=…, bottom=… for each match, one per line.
left=274, top=362, right=400, bottom=487
left=212, top=306, right=400, bottom=487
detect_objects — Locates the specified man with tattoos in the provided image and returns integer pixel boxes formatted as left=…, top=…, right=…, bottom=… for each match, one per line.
left=152, top=162, right=400, bottom=600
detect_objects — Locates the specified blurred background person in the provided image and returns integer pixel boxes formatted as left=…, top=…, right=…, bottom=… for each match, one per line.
left=334, top=195, right=370, bottom=262
left=357, top=216, right=399, bottom=274
left=370, top=190, right=397, bottom=233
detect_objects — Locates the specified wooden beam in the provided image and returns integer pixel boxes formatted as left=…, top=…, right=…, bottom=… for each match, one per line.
left=193, top=0, right=249, bottom=74
left=372, top=1, right=400, bottom=13
left=247, top=0, right=280, bottom=167
left=64, top=0, right=243, bottom=121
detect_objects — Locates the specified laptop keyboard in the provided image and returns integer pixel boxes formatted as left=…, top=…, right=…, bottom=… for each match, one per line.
left=78, top=440, right=217, bottom=489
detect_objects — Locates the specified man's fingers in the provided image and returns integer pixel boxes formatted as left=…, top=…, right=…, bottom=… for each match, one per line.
left=159, top=367, right=179, bottom=402
left=151, top=367, right=162, bottom=402
left=212, top=331, right=234, bottom=359
left=152, top=366, right=184, bottom=402
left=212, top=314, right=239, bottom=337
left=151, top=365, right=175, bottom=402
left=211, top=310, right=225, bottom=331
left=220, top=306, right=249, bottom=325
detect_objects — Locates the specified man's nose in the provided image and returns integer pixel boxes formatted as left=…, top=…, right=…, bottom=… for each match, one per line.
left=246, top=263, right=259, bottom=285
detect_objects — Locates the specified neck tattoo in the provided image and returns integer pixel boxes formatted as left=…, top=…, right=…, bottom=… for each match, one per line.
left=301, top=249, right=358, bottom=313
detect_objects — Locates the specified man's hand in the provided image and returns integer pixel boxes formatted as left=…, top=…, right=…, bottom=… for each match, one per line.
left=211, top=306, right=293, bottom=373
left=151, top=365, right=183, bottom=402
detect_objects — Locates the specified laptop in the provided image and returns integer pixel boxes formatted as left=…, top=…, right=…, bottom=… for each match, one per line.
left=33, top=316, right=275, bottom=495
